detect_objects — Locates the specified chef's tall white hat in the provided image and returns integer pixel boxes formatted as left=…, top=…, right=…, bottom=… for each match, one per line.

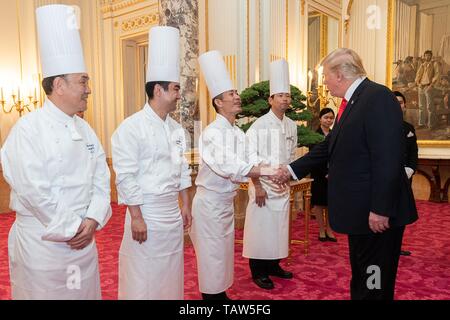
left=146, top=26, right=180, bottom=83
left=36, top=4, right=87, bottom=78
left=198, top=50, right=234, bottom=98
left=270, top=59, right=291, bottom=96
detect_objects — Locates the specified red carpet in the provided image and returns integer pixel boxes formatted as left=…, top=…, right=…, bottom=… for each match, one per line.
left=0, top=200, right=449, bottom=300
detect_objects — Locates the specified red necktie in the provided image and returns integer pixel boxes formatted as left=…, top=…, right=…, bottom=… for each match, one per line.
left=337, top=99, right=348, bottom=123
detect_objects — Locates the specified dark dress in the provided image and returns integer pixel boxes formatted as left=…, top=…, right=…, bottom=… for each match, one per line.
left=310, top=127, right=329, bottom=207
left=403, top=121, right=418, bottom=174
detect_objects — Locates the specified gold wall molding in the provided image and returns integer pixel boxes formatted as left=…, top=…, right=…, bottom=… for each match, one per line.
left=247, top=0, right=250, bottom=86
left=101, top=0, right=147, bottom=14
left=320, top=15, right=328, bottom=59
left=205, top=0, right=209, bottom=51
left=386, top=0, right=395, bottom=88
left=121, top=13, right=159, bottom=31
left=419, top=140, right=450, bottom=148
left=301, top=0, right=305, bottom=16
left=285, top=0, right=288, bottom=60
left=344, top=0, right=354, bottom=34
left=270, top=54, right=284, bottom=62
left=224, top=55, right=237, bottom=86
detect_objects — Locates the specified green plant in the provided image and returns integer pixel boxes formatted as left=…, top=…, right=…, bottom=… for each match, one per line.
left=237, top=80, right=324, bottom=146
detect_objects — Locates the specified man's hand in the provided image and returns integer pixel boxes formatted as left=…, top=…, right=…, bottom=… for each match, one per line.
left=368, top=212, right=390, bottom=233
left=67, top=218, right=98, bottom=250
left=131, top=216, right=148, bottom=244
left=269, top=165, right=291, bottom=185
left=127, top=205, right=147, bottom=244
left=181, top=205, right=192, bottom=231
left=255, top=185, right=268, bottom=207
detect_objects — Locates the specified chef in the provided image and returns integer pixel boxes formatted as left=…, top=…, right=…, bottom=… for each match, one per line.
left=243, top=59, right=297, bottom=290
left=1, top=4, right=111, bottom=300
left=190, top=50, right=280, bottom=300
left=112, top=26, right=192, bottom=300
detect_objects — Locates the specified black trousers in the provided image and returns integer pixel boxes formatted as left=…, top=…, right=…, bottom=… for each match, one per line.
left=249, top=259, right=281, bottom=278
left=348, top=226, right=405, bottom=300
left=202, top=291, right=228, bottom=300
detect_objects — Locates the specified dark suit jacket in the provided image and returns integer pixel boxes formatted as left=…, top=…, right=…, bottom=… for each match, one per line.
left=403, top=121, right=418, bottom=171
left=290, top=79, right=418, bottom=235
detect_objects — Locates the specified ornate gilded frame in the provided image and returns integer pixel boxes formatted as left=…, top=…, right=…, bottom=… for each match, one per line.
left=386, top=0, right=450, bottom=148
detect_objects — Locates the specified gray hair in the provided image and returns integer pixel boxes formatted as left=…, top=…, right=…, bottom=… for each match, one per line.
left=321, top=48, right=367, bottom=80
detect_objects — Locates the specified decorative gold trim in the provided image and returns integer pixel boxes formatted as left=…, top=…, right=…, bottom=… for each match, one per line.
left=15, top=0, right=23, bottom=81
left=344, top=0, right=354, bottom=34
left=270, top=54, right=284, bottom=62
left=301, top=0, right=305, bottom=16
left=205, top=0, right=209, bottom=51
left=386, top=0, right=395, bottom=88
left=121, top=13, right=159, bottom=32
left=224, top=55, right=237, bottom=87
left=205, top=0, right=213, bottom=123
left=418, top=140, right=450, bottom=147
left=234, top=55, right=237, bottom=86
left=101, top=0, right=148, bottom=14
left=320, top=15, right=328, bottom=59
left=104, top=3, right=158, bottom=20
left=247, top=0, right=250, bottom=86
left=285, top=0, right=288, bottom=60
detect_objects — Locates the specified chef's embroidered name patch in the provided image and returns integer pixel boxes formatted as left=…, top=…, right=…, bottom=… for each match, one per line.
left=86, top=144, right=95, bottom=154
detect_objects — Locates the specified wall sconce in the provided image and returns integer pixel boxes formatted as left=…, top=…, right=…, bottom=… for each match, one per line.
left=1, top=86, right=40, bottom=117
left=306, top=67, right=339, bottom=109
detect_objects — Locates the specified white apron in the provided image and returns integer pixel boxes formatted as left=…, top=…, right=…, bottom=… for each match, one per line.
left=243, top=110, right=296, bottom=260
left=189, top=187, right=235, bottom=294
left=118, top=193, right=184, bottom=300
left=243, top=179, right=290, bottom=260
left=9, top=214, right=101, bottom=300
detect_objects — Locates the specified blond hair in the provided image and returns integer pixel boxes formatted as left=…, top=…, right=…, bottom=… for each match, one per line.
left=321, top=48, right=367, bottom=80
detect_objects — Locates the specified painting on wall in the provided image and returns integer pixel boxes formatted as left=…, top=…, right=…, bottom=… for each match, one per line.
left=391, top=0, right=450, bottom=145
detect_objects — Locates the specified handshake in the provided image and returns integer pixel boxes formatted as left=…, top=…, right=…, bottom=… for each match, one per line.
left=259, top=164, right=291, bottom=186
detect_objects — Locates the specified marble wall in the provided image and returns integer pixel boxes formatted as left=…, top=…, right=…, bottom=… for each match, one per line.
left=159, top=0, right=200, bottom=144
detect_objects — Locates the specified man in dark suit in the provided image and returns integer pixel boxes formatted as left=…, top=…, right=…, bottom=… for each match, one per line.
left=393, top=91, right=418, bottom=256
left=275, top=48, right=418, bottom=300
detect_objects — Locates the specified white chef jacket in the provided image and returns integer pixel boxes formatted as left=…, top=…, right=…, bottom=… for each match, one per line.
left=246, top=109, right=297, bottom=168
left=190, top=114, right=256, bottom=294
left=1, top=99, right=111, bottom=299
left=112, top=103, right=192, bottom=203
left=243, top=110, right=297, bottom=259
left=111, top=103, right=192, bottom=300
left=195, top=114, right=255, bottom=193
left=1, top=99, right=111, bottom=240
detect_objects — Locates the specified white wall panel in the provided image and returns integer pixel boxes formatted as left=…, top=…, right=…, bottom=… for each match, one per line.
left=348, top=0, right=388, bottom=84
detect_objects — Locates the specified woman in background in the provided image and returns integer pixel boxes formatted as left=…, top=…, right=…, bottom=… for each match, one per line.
left=310, top=108, right=337, bottom=242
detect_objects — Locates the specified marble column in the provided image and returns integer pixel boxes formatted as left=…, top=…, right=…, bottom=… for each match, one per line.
left=159, top=0, right=199, bottom=146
